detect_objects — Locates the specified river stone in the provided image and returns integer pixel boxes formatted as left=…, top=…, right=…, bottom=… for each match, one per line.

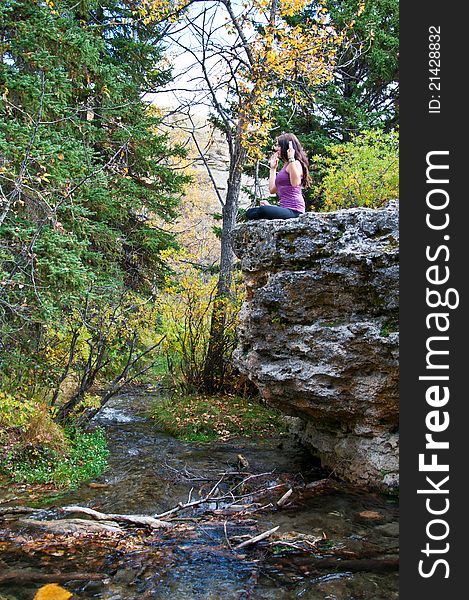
left=231, top=201, right=399, bottom=492
left=375, top=521, right=400, bottom=537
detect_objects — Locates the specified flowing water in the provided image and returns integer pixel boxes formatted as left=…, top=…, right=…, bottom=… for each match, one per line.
left=0, top=391, right=399, bottom=599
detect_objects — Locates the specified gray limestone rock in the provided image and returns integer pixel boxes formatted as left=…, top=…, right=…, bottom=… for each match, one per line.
left=231, top=201, right=399, bottom=491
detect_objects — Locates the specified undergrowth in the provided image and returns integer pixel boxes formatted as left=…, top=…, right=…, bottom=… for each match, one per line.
left=0, top=393, right=109, bottom=487
left=0, top=427, right=109, bottom=487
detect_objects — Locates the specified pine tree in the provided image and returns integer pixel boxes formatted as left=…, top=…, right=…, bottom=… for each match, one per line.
left=0, top=1, right=189, bottom=400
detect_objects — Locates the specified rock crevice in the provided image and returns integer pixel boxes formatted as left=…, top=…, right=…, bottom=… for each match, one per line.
left=231, top=202, right=399, bottom=491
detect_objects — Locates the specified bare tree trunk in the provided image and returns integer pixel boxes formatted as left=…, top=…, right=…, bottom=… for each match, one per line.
left=218, top=157, right=243, bottom=297
left=201, top=139, right=246, bottom=393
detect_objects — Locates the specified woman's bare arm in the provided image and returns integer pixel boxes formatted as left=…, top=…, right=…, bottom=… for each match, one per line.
left=268, top=153, right=279, bottom=193
left=286, top=160, right=302, bottom=186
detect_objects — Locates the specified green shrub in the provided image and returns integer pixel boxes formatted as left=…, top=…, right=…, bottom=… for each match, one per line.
left=313, top=129, right=399, bottom=210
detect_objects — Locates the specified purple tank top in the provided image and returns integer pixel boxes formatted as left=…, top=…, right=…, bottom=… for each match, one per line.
left=275, top=165, right=305, bottom=213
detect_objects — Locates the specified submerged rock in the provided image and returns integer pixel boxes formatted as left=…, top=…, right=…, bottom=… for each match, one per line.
left=231, top=201, right=399, bottom=492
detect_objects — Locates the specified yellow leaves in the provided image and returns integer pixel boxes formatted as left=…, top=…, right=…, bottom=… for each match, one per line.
left=76, top=393, right=102, bottom=411
left=159, top=247, right=177, bottom=262
left=36, top=171, right=52, bottom=183
left=44, top=0, right=59, bottom=16
left=279, top=0, right=309, bottom=18
left=235, top=2, right=346, bottom=160
left=33, top=584, right=72, bottom=600
left=0, top=391, right=36, bottom=428
left=137, top=0, right=188, bottom=24
left=135, top=0, right=362, bottom=163
left=315, top=130, right=399, bottom=211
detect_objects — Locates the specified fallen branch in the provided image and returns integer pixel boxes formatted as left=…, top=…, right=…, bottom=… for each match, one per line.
left=223, top=519, right=244, bottom=559
left=60, top=506, right=172, bottom=529
left=0, top=571, right=105, bottom=584
left=234, top=526, right=280, bottom=550
left=153, top=472, right=274, bottom=519
left=153, top=477, right=228, bottom=519
left=18, top=517, right=122, bottom=534
left=303, top=479, right=339, bottom=493
left=0, top=506, right=37, bottom=516
left=288, top=555, right=399, bottom=573
left=276, top=488, right=293, bottom=507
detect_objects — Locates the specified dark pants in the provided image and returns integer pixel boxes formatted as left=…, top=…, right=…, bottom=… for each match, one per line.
left=245, top=205, right=302, bottom=220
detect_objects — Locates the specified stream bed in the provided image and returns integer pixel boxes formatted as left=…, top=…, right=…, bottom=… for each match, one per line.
left=0, top=392, right=399, bottom=599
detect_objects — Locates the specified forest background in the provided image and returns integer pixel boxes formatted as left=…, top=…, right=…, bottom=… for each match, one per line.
left=0, top=0, right=398, bottom=486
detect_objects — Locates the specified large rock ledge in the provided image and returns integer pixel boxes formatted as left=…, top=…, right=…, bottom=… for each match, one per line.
left=231, top=201, right=399, bottom=492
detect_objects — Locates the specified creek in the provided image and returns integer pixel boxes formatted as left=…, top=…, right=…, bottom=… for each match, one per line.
left=0, top=391, right=399, bottom=599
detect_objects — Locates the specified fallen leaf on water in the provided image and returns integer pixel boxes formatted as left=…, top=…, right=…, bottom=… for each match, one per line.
left=33, top=583, right=72, bottom=600
left=358, top=510, right=382, bottom=520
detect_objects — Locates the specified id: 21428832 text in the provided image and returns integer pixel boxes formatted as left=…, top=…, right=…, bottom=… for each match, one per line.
left=428, top=25, right=441, bottom=114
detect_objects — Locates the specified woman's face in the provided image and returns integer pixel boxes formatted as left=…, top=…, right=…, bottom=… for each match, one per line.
left=274, top=141, right=281, bottom=157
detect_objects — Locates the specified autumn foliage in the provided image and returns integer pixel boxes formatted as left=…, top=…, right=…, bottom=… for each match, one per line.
left=33, top=584, right=72, bottom=600
left=313, top=129, right=399, bottom=210
left=0, top=0, right=398, bottom=486
left=138, top=0, right=364, bottom=160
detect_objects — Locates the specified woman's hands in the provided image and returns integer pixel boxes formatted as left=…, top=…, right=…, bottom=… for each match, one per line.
left=287, top=140, right=295, bottom=162
left=269, top=152, right=279, bottom=169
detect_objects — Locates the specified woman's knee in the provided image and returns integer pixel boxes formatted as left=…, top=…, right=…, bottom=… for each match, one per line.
left=245, top=207, right=261, bottom=220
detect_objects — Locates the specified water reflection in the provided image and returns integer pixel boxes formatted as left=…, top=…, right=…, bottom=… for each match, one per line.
left=0, top=392, right=398, bottom=599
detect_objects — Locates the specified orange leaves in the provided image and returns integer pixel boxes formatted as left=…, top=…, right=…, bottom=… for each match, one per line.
left=33, top=584, right=72, bottom=600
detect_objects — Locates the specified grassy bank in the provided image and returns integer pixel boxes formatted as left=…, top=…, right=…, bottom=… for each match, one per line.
left=0, top=396, right=109, bottom=487
left=150, top=394, right=286, bottom=442
left=0, top=428, right=109, bottom=487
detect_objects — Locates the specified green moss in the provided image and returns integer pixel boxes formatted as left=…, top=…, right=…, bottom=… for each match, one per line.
left=271, top=314, right=289, bottom=326
left=380, top=318, right=399, bottom=337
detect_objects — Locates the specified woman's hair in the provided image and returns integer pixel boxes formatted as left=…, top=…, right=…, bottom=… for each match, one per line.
left=276, top=133, right=311, bottom=188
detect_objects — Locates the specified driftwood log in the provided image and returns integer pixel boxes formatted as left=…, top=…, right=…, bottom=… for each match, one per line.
left=0, top=571, right=105, bottom=584
left=60, top=505, right=173, bottom=529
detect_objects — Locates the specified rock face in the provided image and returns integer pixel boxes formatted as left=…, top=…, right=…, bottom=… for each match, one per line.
left=231, top=202, right=399, bottom=492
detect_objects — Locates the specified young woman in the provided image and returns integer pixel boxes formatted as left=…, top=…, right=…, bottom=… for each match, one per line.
left=245, top=133, right=311, bottom=220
